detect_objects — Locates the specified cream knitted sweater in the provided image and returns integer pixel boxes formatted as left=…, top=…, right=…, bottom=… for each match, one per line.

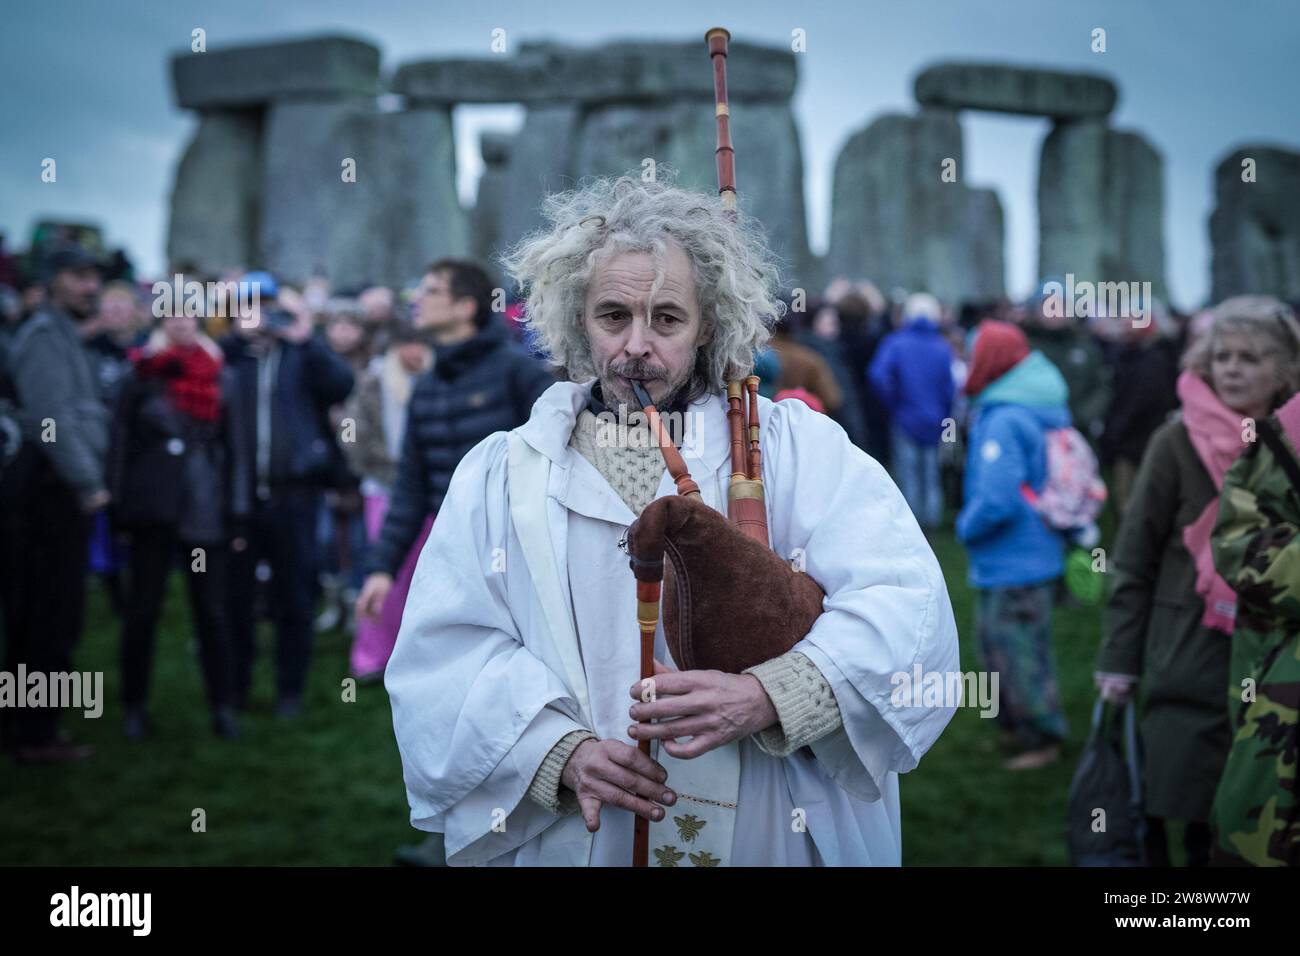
left=526, top=409, right=844, bottom=815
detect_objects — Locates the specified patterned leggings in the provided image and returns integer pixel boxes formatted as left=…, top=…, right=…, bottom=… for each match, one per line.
left=974, top=582, right=1069, bottom=750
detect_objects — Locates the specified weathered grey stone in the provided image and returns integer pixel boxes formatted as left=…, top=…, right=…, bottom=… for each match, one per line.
left=496, top=104, right=583, bottom=259
left=1101, top=129, right=1166, bottom=301
left=472, top=132, right=515, bottom=266
left=256, top=100, right=470, bottom=290
left=1210, top=145, right=1300, bottom=302
left=392, top=38, right=796, bottom=104
left=167, top=110, right=263, bottom=275
left=1038, top=121, right=1167, bottom=301
left=1038, top=117, right=1108, bottom=288
left=829, top=109, right=1004, bottom=302
left=172, top=35, right=380, bottom=110
left=331, top=108, right=470, bottom=290
left=915, top=62, right=1117, bottom=119
left=960, top=188, right=1006, bottom=301
left=258, top=98, right=376, bottom=285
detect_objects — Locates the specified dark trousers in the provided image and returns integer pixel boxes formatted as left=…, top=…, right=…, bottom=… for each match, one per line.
left=228, top=488, right=320, bottom=704
left=0, top=468, right=92, bottom=748
left=1145, top=816, right=1212, bottom=867
left=120, top=525, right=233, bottom=714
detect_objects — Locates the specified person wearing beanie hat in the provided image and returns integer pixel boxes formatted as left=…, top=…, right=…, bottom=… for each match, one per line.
left=956, top=320, right=1071, bottom=770
left=963, top=320, right=1030, bottom=398
left=868, top=292, right=955, bottom=531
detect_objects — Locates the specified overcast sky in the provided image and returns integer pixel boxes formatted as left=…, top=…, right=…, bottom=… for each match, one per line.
left=2, top=0, right=1296, bottom=309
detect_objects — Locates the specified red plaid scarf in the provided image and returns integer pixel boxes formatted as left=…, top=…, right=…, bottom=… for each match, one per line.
left=130, top=343, right=223, bottom=423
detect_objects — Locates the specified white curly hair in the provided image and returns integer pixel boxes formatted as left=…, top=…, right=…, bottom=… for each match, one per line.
left=499, top=174, right=785, bottom=397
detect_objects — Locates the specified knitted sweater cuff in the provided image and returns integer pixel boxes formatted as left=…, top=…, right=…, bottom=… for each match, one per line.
left=744, top=650, right=844, bottom=757
left=526, top=729, right=597, bottom=815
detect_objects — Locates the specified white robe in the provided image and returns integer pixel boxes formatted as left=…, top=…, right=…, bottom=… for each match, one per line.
left=385, top=381, right=960, bottom=866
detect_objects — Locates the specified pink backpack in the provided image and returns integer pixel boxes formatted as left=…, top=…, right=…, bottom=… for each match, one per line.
left=1021, top=427, right=1108, bottom=530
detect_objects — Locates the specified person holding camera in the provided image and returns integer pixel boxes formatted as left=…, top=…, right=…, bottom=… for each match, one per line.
left=108, top=306, right=247, bottom=740
left=220, top=272, right=354, bottom=717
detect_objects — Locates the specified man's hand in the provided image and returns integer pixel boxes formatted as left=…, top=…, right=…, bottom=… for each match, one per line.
left=560, top=738, right=675, bottom=833
left=356, top=572, right=394, bottom=620
left=81, top=489, right=111, bottom=514
left=274, top=288, right=315, bottom=343
left=627, top=659, right=779, bottom=759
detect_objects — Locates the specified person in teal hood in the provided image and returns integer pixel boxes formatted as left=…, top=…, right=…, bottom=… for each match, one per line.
left=956, top=320, right=1070, bottom=769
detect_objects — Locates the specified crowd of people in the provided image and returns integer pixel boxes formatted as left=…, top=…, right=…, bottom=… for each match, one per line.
left=1, top=225, right=1297, bottom=867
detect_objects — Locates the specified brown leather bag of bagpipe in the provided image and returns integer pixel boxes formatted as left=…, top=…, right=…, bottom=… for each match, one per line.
left=624, top=27, right=828, bottom=867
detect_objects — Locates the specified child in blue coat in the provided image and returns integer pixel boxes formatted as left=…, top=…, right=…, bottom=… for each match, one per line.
left=956, top=321, right=1069, bottom=769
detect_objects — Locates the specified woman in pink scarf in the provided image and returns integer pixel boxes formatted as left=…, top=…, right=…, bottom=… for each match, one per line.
left=1094, top=295, right=1300, bottom=866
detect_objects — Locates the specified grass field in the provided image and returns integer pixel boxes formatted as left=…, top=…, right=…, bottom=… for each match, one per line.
left=0, top=526, right=1107, bottom=866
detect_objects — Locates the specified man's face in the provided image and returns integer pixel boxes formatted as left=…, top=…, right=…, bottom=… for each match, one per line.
left=98, top=292, right=136, bottom=333
left=51, top=266, right=101, bottom=319
left=582, top=243, right=704, bottom=409
left=359, top=286, right=394, bottom=325
left=413, top=269, right=471, bottom=332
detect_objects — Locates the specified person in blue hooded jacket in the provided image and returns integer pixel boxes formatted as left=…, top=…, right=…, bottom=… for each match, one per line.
left=956, top=320, right=1069, bottom=770
left=868, top=293, right=954, bottom=530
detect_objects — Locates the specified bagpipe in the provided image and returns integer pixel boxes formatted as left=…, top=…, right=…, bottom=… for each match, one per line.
left=624, top=27, right=828, bottom=868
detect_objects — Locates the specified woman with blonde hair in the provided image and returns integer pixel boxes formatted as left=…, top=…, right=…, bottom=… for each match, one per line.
left=1094, top=295, right=1300, bottom=865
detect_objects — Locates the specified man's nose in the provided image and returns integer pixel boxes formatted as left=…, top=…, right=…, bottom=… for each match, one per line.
left=624, top=317, right=653, bottom=356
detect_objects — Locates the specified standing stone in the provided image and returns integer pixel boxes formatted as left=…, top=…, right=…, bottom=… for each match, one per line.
left=497, top=104, right=583, bottom=258
left=1040, top=120, right=1167, bottom=302
left=473, top=132, right=514, bottom=266
left=331, top=108, right=469, bottom=290
left=959, top=188, right=1006, bottom=302
left=1101, top=130, right=1166, bottom=301
left=830, top=109, right=1004, bottom=302
left=1038, top=117, right=1107, bottom=290
left=167, top=110, right=262, bottom=274
left=1211, top=145, right=1300, bottom=302
left=258, top=98, right=376, bottom=285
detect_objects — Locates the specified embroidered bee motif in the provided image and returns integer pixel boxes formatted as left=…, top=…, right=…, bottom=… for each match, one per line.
left=674, top=813, right=706, bottom=843
left=689, top=850, right=720, bottom=867
left=654, top=844, right=685, bottom=867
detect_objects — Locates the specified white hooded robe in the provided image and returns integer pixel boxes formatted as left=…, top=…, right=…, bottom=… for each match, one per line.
left=385, top=381, right=960, bottom=866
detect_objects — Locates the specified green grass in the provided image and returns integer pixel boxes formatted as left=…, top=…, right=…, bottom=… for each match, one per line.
left=901, top=529, right=1103, bottom=865
left=0, top=527, right=1106, bottom=866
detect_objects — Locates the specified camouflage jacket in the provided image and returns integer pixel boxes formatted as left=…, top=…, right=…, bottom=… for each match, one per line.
left=1209, top=411, right=1300, bottom=866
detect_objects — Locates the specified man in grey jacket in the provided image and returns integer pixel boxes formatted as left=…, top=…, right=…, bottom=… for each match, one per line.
left=0, top=245, right=110, bottom=763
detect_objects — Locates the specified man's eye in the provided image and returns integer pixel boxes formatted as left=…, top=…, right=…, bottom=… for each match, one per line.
left=655, top=313, right=681, bottom=324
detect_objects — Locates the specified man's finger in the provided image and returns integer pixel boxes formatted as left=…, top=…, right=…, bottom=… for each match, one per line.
left=653, top=658, right=677, bottom=674
left=663, top=733, right=721, bottom=760
left=630, top=716, right=709, bottom=742
left=591, top=758, right=675, bottom=805
left=607, top=740, right=668, bottom=784
left=628, top=670, right=697, bottom=700
left=578, top=795, right=603, bottom=832
left=629, top=691, right=707, bottom=722
left=589, top=780, right=666, bottom=823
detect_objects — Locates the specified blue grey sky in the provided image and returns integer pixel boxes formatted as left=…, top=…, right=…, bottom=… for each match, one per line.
left=2, top=0, right=1296, bottom=309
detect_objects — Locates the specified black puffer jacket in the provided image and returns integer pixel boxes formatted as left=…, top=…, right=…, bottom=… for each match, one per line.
left=367, top=320, right=555, bottom=575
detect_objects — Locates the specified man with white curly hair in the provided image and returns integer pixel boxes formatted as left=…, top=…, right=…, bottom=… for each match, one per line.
left=385, top=177, right=959, bottom=866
